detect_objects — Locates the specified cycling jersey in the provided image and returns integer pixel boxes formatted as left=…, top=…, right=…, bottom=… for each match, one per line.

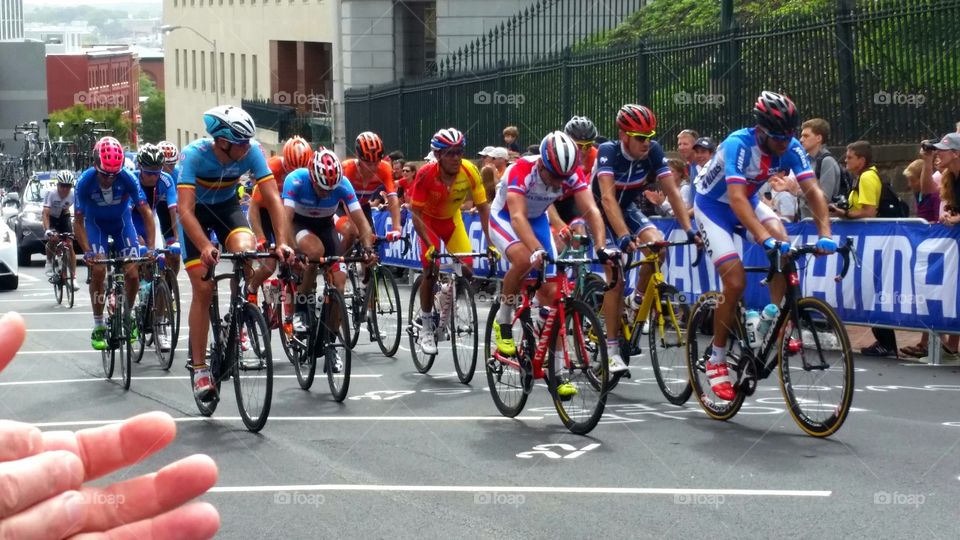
left=591, top=140, right=671, bottom=206
left=411, top=160, right=486, bottom=219
left=74, top=167, right=146, bottom=221
left=43, top=189, right=74, bottom=219
left=164, top=164, right=181, bottom=184
left=250, top=156, right=292, bottom=205
left=491, top=156, right=587, bottom=218
left=281, top=168, right=361, bottom=219
left=581, top=145, right=598, bottom=177
left=341, top=159, right=396, bottom=205
left=137, top=170, right=178, bottom=209
left=178, top=138, right=274, bottom=205
left=694, top=127, right=814, bottom=204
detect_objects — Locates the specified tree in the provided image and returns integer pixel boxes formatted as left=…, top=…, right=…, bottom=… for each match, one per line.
left=48, top=104, right=133, bottom=146
left=139, top=92, right=166, bottom=144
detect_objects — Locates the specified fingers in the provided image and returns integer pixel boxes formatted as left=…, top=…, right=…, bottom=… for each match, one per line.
left=77, top=454, right=218, bottom=534
left=0, top=450, right=83, bottom=518
left=0, top=490, right=85, bottom=540
left=0, top=311, right=26, bottom=373
left=72, top=501, right=220, bottom=540
left=0, top=420, right=42, bottom=462
left=42, top=412, right=175, bottom=482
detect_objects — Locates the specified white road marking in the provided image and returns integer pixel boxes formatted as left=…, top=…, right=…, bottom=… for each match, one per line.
left=207, top=484, right=832, bottom=497
left=0, top=374, right=384, bottom=386
left=31, top=416, right=546, bottom=428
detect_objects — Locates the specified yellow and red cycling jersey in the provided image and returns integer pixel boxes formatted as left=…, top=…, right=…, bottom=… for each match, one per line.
left=411, top=160, right=486, bottom=219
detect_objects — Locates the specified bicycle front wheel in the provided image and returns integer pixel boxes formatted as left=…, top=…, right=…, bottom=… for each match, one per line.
left=53, top=256, right=64, bottom=305
left=132, top=294, right=148, bottom=365
left=548, top=298, right=608, bottom=435
left=685, top=292, right=745, bottom=421
left=101, top=289, right=116, bottom=380
left=371, top=266, right=402, bottom=357
left=232, top=302, right=273, bottom=432
left=778, top=297, right=855, bottom=437
left=322, top=289, right=352, bottom=402
left=407, top=275, right=436, bottom=373
left=152, top=278, right=175, bottom=370
left=483, top=302, right=531, bottom=417
left=649, top=284, right=692, bottom=405
left=64, top=258, right=75, bottom=308
left=451, top=277, right=478, bottom=384
left=164, top=268, right=181, bottom=352
left=118, top=290, right=132, bottom=391
left=345, top=266, right=363, bottom=349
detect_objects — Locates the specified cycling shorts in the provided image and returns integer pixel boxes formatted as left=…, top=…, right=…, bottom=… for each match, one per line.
left=182, top=199, right=252, bottom=272
left=85, top=215, right=139, bottom=258
left=417, top=212, right=473, bottom=268
left=489, top=209, right=556, bottom=278
left=50, top=214, right=72, bottom=235
left=258, top=207, right=275, bottom=245
left=694, top=193, right=779, bottom=267
left=132, top=202, right=176, bottom=245
left=292, top=214, right=343, bottom=271
left=604, top=202, right=655, bottom=245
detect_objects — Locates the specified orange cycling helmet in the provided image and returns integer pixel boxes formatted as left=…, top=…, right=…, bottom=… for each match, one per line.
left=282, top=136, right=314, bottom=172
left=355, top=131, right=384, bottom=162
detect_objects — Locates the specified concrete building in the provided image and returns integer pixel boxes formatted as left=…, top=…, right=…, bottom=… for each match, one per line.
left=23, top=24, right=94, bottom=54
left=0, top=0, right=23, bottom=41
left=46, top=48, right=140, bottom=127
left=0, top=40, right=47, bottom=154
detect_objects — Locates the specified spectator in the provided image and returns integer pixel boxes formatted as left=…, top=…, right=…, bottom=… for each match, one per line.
left=830, top=140, right=896, bottom=357
left=932, top=133, right=960, bottom=224
left=654, top=158, right=694, bottom=217
left=677, top=129, right=700, bottom=178
left=692, top=136, right=716, bottom=168
left=503, top=125, right=521, bottom=156
left=797, top=118, right=842, bottom=219
left=398, top=162, right=417, bottom=207
left=391, top=158, right=405, bottom=181
left=905, top=158, right=940, bottom=223
left=478, top=147, right=508, bottom=203
left=388, top=150, right=405, bottom=162
left=772, top=178, right=798, bottom=222
left=523, top=144, right=539, bottom=157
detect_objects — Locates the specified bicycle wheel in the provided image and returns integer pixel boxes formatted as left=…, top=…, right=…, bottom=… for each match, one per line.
left=686, top=292, right=746, bottom=421
left=579, top=272, right=606, bottom=311
left=407, top=275, right=436, bottom=373
left=778, top=297, right=855, bottom=437
left=164, top=268, right=180, bottom=352
left=483, top=302, right=531, bottom=417
left=278, top=280, right=299, bottom=363
left=231, top=302, right=273, bottom=432
left=451, top=277, right=478, bottom=384
left=101, top=290, right=116, bottom=380
left=649, top=284, right=693, bottom=405
left=370, top=266, right=402, bottom=357
left=293, top=296, right=318, bottom=390
left=132, top=291, right=148, bottom=365
left=152, top=279, right=175, bottom=370
left=345, top=267, right=362, bottom=349
left=53, top=255, right=64, bottom=305
left=548, top=298, right=608, bottom=435
left=118, top=290, right=132, bottom=391
left=64, top=258, right=75, bottom=309
left=321, top=289, right=352, bottom=402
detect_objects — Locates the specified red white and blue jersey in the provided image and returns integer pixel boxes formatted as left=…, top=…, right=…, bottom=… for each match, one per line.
left=491, top=156, right=587, bottom=218
left=282, top=168, right=361, bottom=219
left=590, top=140, right=671, bottom=206
left=694, top=127, right=815, bottom=204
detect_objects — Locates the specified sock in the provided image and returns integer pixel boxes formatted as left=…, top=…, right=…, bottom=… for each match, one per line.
left=94, top=317, right=103, bottom=328
left=607, top=339, right=619, bottom=357
left=497, top=297, right=514, bottom=326
left=709, top=342, right=728, bottom=366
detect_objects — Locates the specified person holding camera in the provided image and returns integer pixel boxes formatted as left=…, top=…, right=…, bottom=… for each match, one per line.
left=923, top=133, right=960, bottom=225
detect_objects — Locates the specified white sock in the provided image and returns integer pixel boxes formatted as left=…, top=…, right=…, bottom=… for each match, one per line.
left=497, top=298, right=514, bottom=326
left=709, top=343, right=727, bottom=365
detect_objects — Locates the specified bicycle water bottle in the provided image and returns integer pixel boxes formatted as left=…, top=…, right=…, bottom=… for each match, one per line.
left=438, top=282, right=453, bottom=322
left=757, top=304, right=780, bottom=344
left=744, top=309, right=761, bottom=348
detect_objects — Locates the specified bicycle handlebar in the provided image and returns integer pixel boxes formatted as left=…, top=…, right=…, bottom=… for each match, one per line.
left=632, top=237, right=704, bottom=268
left=761, top=237, right=856, bottom=285
left=201, top=250, right=276, bottom=281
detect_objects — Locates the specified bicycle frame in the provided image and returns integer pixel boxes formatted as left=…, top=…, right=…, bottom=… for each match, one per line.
left=620, top=240, right=700, bottom=346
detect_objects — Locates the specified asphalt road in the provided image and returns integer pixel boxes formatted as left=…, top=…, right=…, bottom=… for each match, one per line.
left=3, top=260, right=960, bottom=539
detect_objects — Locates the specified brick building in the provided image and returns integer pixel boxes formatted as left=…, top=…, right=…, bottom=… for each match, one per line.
left=46, top=47, right=140, bottom=124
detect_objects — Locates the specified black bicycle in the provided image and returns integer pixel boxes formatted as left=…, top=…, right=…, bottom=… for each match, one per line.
left=90, top=252, right=151, bottom=390
left=343, top=236, right=408, bottom=357
left=685, top=239, right=857, bottom=437
left=132, top=246, right=179, bottom=370
left=51, top=231, right=77, bottom=308
left=189, top=251, right=274, bottom=432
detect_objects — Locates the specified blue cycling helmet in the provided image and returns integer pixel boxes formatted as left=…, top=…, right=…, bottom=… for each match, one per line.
left=203, top=105, right=256, bottom=143
left=540, top=131, right=579, bottom=177
left=430, top=128, right=466, bottom=151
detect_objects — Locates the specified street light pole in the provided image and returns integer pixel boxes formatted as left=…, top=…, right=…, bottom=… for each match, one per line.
left=161, top=24, right=219, bottom=106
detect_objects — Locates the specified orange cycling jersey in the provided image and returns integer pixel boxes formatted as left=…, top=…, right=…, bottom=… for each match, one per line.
left=341, top=159, right=396, bottom=205
left=411, top=160, right=486, bottom=219
left=251, top=155, right=292, bottom=203
left=582, top=145, right=598, bottom=177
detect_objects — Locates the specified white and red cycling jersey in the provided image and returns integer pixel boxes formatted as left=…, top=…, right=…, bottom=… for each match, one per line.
left=490, top=156, right=587, bottom=218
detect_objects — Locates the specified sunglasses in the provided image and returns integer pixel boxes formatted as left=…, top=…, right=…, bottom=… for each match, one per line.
left=402, top=168, right=414, bottom=173
left=758, top=126, right=795, bottom=141
left=625, top=130, right=656, bottom=141
left=439, top=149, right=465, bottom=158
left=141, top=169, right=161, bottom=176
left=575, top=140, right=594, bottom=149
left=96, top=169, right=117, bottom=178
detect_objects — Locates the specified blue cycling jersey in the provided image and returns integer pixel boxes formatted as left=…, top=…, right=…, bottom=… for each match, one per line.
left=165, top=164, right=181, bottom=184
left=282, top=168, right=361, bottom=219
left=135, top=170, right=178, bottom=209
left=694, top=127, right=815, bottom=204
left=591, top=140, right=671, bottom=206
left=178, top=138, right=273, bottom=205
left=75, top=167, right=145, bottom=221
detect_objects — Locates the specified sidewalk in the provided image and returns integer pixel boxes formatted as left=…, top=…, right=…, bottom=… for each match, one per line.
left=846, top=325, right=959, bottom=364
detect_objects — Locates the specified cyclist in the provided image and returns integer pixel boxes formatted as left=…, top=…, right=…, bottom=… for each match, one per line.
left=131, top=144, right=181, bottom=275
left=489, top=131, right=616, bottom=393
left=554, top=116, right=599, bottom=245
left=157, top=141, right=181, bottom=183
left=594, top=104, right=697, bottom=373
left=410, top=127, right=492, bottom=355
left=178, top=105, right=294, bottom=400
left=247, top=136, right=314, bottom=300
left=694, top=91, right=836, bottom=400
left=283, top=150, right=376, bottom=365
left=43, top=170, right=78, bottom=289
left=339, top=132, right=403, bottom=253
left=73, top=137, right=156, bottom=350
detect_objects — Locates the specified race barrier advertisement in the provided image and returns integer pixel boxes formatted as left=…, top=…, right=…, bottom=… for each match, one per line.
left=373, top=210, right=960, bottom=333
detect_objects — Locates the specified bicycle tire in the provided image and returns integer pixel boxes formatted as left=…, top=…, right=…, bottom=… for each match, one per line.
left=164, top=268, right=181, bottom=353
left=65, top=258, right=75, bottom=308
left=407, top=275, right=436, bottom=373
left=548, top=298, right=608, bottom=435
left=294, top=294, right=318, bottom=390
left=345, top=267, right=362, bottom=349
left=778, top=297, right=855, bottom=438
left=451, top=277, right=478, bottom=384
left=101, top=289, right=116, bottom=380
left=685, top=292, right=746, bottom=421
left=192, top=297, right=225, bottom=417
left=152, top=278, right=175, bottom=370
left=579, top=272, right=606, bottom=311
left=118, top=288, right=132, bottom=391
left=278, top=279, right=298, bottom=363
left=53, top=254, right=64, bottom=305
left=232, top=302, right=273, bottom=432
left=323, top=289, right=352, bottom=402
left=371, top=266, right=402, bottom=357
left=133, top=286, right=149, bottom=365
left=649, top=284, right=693, bottom=405
left=483, top=302, right=531, bottom=417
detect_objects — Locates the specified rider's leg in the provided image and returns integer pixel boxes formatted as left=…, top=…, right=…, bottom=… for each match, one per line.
left=759, top=211, right=789, bottom=304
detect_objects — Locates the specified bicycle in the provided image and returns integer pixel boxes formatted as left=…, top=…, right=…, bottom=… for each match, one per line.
left=132, top=246, right=179, bottom=370
left=343, top=236, right=408, bottom=357
left=406, top=250, right=490, bottom=384
left=287, top=253, right=363, bottom=399
left=557, top=233, right=607, bottom=310
left=50, top=231, right=77, bottom=308
left=484, top=255, right=616, bottom=435
left=685, top=238, right=857, bottom=437
left=189, top=250, right=275, bottom=432
left=261, top=262, right=299, bottom=364
left=89, top=251, right=151, bottom=390
left=598, top=237, right=701, bottom=401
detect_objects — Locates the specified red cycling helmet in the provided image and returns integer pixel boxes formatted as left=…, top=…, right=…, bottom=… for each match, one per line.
left=95, top=136, right=125, bottom=174
left=616, top=104, right=657, bottom=135
left=309, top=149, right=342, bottom=190
left=355, top=131, right=384, bottom=162
left=282, top=136, right=314, bottom=172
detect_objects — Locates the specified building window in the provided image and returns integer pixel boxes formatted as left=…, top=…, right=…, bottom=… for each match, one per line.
left=175, top=49, right=180, bottom=86
left=241, top=53, right=246, bottom=98
left=174, top=0, right=178, bottom=6
left=177, top=129, right=181, bottom=148
left=230, top=53, right=236, bottom=96
left=201, top=51, right=206, bottom=91
left=251, top=54, right=258, bottom=99
left=220, top=52, right=225, bottom=94
left=182, top=49, right=188, bottom=86
left=192, top=50, right=197, bottom=90
left=210, top=51, right=216, bottom=93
